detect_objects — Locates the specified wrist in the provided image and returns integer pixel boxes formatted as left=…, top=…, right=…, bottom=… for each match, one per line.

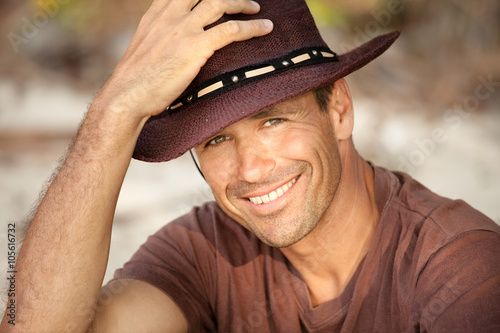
left=92, top=83, right=152, bottom=128
left=73, top=96, right=148, bottom=163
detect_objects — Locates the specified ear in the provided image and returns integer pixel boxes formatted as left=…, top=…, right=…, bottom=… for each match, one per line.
left=327, top=79, right=354, bottom=141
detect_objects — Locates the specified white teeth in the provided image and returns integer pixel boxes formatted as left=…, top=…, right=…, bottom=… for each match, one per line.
left=269, top=191, right=278, bottom=201
left=248, top=177, right=297, bottom=205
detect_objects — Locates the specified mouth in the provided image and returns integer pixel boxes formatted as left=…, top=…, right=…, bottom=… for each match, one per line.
left=247, top=177, right=298, bottom=205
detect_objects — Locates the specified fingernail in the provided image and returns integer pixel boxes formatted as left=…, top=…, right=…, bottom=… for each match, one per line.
left=250, top=1, right=260, bottom=8
left=263, top=19, right=273, bottom=29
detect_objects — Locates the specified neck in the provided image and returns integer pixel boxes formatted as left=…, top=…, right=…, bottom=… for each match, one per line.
left=280, top=146, right=379, bottom=307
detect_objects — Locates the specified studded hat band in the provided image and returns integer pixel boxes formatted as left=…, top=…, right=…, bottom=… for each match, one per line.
left=167, top=46, right=338, bottom=113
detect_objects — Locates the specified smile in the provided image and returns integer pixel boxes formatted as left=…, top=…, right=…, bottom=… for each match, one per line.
left=248, top=177, right=297, bottom=205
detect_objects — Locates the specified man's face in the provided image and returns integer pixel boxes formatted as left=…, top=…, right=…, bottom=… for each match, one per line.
left=195, top=91, right=342, bottom=248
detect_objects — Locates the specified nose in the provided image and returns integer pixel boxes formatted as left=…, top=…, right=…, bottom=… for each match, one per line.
left=236, top=139, right=276, bottom=183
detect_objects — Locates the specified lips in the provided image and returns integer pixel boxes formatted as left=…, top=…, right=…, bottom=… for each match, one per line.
left=248, top=177, right=297, bottom=205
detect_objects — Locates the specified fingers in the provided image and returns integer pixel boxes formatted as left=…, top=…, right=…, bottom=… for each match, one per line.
left=189, top=0, right=261, bottom=27
left=196, top=0, right=261, bottom=15
left=106, top=0, right=273, bottom=118
left=188, top=0, right=273, bottom=53
left=203, top=18, right=273, bottom=52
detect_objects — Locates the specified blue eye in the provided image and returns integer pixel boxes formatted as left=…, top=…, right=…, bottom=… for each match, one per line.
left=208, top=135, right=229, bottom=145
left=263, top=118, right=285, bottom=127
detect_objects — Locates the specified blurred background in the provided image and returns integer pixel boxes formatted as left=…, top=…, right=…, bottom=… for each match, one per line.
left=0, top=0, right=499, bottom=301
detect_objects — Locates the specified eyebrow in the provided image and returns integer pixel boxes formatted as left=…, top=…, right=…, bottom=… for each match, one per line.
left=249, top=105, right=295, bottom=120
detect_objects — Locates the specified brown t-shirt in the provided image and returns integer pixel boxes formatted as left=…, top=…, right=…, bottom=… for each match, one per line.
left=114, top=166, right=500, bottom=332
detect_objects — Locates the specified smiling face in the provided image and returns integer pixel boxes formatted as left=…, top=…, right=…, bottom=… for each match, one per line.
left=194, top=89, right=343, bottom=248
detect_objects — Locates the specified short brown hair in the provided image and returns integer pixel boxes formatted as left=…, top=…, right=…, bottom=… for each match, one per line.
left=313, top=83, right=333, bottom=112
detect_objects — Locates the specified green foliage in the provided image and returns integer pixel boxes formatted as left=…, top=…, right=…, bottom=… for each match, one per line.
left=306, top=0, right=348, bottom=27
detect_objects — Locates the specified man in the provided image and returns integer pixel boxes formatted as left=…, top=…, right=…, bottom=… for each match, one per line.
left=2, top=0, right=499, bottom=332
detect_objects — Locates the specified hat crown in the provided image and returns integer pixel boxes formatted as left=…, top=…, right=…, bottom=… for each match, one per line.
left=188, top=0, right=328, bottom=89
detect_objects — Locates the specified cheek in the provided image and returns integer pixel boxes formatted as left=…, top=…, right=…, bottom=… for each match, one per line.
left=201, top=155, right=249, bottom=224
left=275, top=125, right=335, bottom=161
left=280, top=126, right=340, bottom=194
left=200, top=153, right=237, bottom=196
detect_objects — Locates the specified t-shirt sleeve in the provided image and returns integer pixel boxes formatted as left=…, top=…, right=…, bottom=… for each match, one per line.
left=113, top=205, right=219, bottom=332
left=412, top=230, right=500, bottom=332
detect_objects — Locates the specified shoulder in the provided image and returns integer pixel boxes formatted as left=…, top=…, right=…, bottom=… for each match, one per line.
left=155, top=201, right=259, bottom=254
left=373, top=167, right=500, bottom=331
left=115, top=201, right=256, bottom=277
left=157, top=201, right=267, bottom=265
left=375, top=166, right=500, bottom=240
left=377, top=166, right=499, bottom=271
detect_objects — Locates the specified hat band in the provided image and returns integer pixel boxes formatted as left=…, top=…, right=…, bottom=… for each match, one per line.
left=167, top=46, right=338, bottom=113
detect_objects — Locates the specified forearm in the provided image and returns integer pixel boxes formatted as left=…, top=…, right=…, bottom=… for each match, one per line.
left=1, top=98, right=147, bottom=332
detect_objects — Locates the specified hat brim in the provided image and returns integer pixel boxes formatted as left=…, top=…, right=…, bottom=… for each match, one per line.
left=133, top=31, right=400, bottom=162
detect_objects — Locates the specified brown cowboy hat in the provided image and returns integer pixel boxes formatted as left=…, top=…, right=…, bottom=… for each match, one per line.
left=133, top=0, right=400, bottom=162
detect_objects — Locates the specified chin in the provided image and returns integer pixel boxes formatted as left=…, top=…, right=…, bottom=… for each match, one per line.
left=250, top=219, right=317, bottom=248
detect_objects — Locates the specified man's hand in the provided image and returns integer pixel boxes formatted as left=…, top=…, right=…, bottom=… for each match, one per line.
left=0, top=1, right=271, bottom=332
left=98, top=0, right=273, bottom=121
